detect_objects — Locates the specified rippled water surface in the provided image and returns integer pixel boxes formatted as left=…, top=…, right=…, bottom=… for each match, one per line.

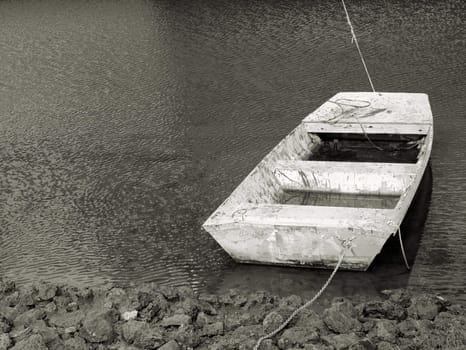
left=1, top=0, right=465, bottom=302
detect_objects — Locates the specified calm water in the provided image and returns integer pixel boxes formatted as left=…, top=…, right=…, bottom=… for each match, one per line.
left=1, top=0, right=465, bottom=303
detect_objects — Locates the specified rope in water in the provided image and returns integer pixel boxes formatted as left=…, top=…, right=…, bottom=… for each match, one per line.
left=253, top=241, right=352, bottom=350
left=398, top=227, right=411, bottom=270
left=341, top=0, right=377, bottom=93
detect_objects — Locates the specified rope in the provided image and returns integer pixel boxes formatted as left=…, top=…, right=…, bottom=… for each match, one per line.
left=398, top=227, right=410, bottom=270
left=341, top=0, right=376, bottom=93
left=326, top=99, right=384, bottom=151
left=253, top=240, right=352, bottom=350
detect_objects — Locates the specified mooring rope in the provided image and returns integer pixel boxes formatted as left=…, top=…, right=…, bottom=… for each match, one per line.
left=398, top=227, right=411, bottom=270
left=253, top=239, right=353, bottom=350
left=341, top=0, right=376, bottom=93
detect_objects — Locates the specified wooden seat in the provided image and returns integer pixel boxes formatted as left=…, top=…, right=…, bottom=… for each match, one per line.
left=234, top=204, right=395, bottom=236
left=272, top=160, right=417, bottom=195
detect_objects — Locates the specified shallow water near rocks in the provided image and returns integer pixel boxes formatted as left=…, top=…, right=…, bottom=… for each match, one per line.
left=0, top=0, right=465, bottom=303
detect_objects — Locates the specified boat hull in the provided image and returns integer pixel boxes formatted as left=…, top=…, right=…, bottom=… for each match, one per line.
left=203, top=92, right=433, bottom=270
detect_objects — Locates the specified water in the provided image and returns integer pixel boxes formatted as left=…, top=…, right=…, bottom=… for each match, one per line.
left=0, top=0, right=465, bottom=303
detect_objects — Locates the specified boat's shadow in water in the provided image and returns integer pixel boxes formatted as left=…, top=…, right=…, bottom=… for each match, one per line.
left=370, top=162, right=433, bottom=269
left=208, top=163, right=433, bottom=300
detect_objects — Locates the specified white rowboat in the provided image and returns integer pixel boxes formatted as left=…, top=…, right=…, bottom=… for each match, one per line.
left=202, top=92, right=433, bottom=270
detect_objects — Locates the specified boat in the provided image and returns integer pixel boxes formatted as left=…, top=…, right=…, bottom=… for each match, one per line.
left=202, top=92, right=433, bottom=271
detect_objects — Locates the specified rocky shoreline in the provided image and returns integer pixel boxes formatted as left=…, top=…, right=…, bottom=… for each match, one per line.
left=0, top=278, right=464, bottom=350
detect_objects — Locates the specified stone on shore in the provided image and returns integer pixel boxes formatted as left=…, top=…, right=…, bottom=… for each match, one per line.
left=10, top=334, right=47, bottom=350
left=160, top=314, right=192, bottom=327
left=0, top=280, right=465, bottom=350
left=80, top=310, right=114, bottom=343
left=120, top=320, right=164, bottom=349
left=323, top=298, right=361, bottom=334
left=0, top=334, right=12, bottom=350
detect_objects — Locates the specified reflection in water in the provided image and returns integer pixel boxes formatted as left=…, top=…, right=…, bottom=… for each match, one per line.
left=0, top=0, right=465, bottom=302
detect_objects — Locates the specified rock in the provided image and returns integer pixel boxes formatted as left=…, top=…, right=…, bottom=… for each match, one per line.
left=432, top=312, right=466, bottom=347
left=48, top=311, right=84, bottom=329
left=177, top=286, right=195, bottom=298
left=262, top=311, right=284, bottom=333
left=158, top=340, right=180, bottom=350
left=323, top=299, right=361, bottom=334
left=4, top=291, right=20, bottom=307
left=213, top=325, right=263, bottom=349
left=54, top=295, right=73, bottom=309
left=198, top=293, right=219, bottom=305
left=136, top=291, right=152, bottom=310
left=62, top=286, right=93, bottom=305
left=11, top=334, right=47, bottom=350
left=30, top=319, right=60, bottom=345
left=362, top=300, right=406, bottom=321
left=398, top=318, right=432, bottom=345
left=368, top=320, right=397, bottom=343
left=397, top=319, right=418, bottom=338
left=256, top=339, right=279, bottom=350
left=139, top=302, right=160, bottom=321
left=159, top=286, right=178, bottom=301
left=446, top=303, right=465, bottom=315
left=177, top=297, right=199, bottom=318
left=219, top=294, right=234, bottom=305
left=17, top=287, right=36, bottom=307
left=199, top=301, right=217, bottom=316
left=233, top=295, right=248, bottom=307
left=121, top=310, right=138, bottom=321
left=278, top=295, right=302, bottom=309
left=13, top=308, right=45, bottom=327
left=43, top=302, right=57, bottom=314
left=80, top=310, right=114, bottom=343
left=160, top=314, right=192, bottom=327
left=174, top=325, right=201, bottom=348
left=277, top=327, right=319, bottom=349
left=8, top=325, right=32, bottom=343
left=63, top=336, right=89, bottom=350
left=66, top=302, right=79, bottom=312
left=47, top=338, right=65, bottom=350
left=0, top=334, right=12, bottom=350
left=0, top=316, right=12, bottom=333
left=65, top=326, right=77, bottom=334
left=35, top=281, right=57, bottom=301
left=200, top=321, right=224, bottom=336
left=348, top=338, right=375, bottom=350
left=224, top=310, right=257, bottom=330
left=246, top=291, right=272, bottom=308
left=294, top=308, right=328, bottom=333
left=107, top=342, right=140, bottom=350
left=381, top=289, right=412, bottom=307
left=0, top=279, right=15, bottom=295
left=195, top=311, right=211, bottom=327
left=120, top=320, right=164, bottom=349
left=407, top=294, right=442, bottom=320
left=376, top=341, right=399, bottom=350
left=323, top=333, right=361, bottom=350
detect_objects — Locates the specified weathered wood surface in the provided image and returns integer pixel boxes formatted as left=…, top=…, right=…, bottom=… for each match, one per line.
left=304, top=122, right=430, bottom=134
left=273, top=160, right=417, bottom=195
left=304, top=92, right=433, bottom=124
left=203, top=92, right=433, bottom=270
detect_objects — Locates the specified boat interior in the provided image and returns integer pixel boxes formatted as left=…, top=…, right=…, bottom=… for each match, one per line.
left=309, top=133, right=424, bottom=163
left=213, top=124, right=429, bottom=224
